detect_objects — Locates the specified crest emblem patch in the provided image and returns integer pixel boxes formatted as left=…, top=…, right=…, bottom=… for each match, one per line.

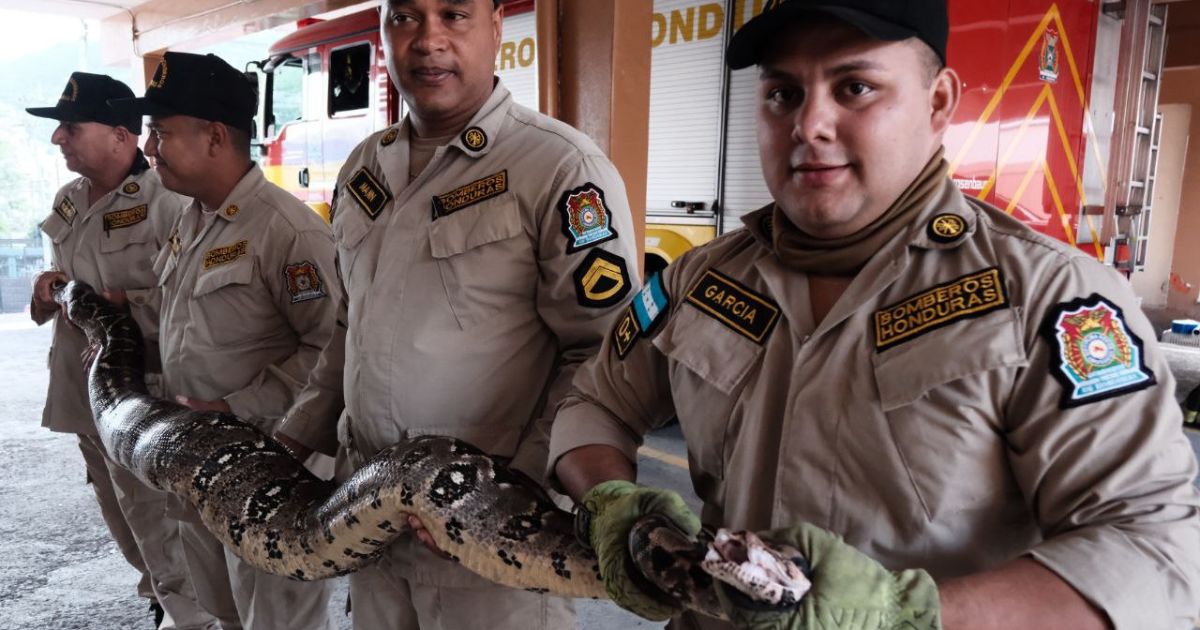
left=1039, top=27, right=1060, bottom=84
left=284, top=261, right=327, bottom=304
left=1040, top=294, right=1155, bottom=408
left=558, top=183, right=617, bottom=253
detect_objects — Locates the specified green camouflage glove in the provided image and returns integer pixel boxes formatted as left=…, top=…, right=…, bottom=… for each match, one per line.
left=715, top=523, right=941, bottom=630
left=579, top=480, right=702, bottom=621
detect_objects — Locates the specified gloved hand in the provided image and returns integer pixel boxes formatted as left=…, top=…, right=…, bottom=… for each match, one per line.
left=579, top=480, right=701, bottom=620
left=715, top=523, right=941, bottom=630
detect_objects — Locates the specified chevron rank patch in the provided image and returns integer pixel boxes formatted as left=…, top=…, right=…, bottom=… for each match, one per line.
left=875, top=268, right=1008, bottom=351
left=55, top=197, right=77, bottom=224
left=103, top=205, right=148, bottom=231
left=558, top=183, right=617, bottom=253
left=686, top=269, right=780, bottom=344
left=1040, top=293, right=1155, bottom=408
left=433, top=171, right=508, bottom=218
left=204, top=240, right=248, bottom=270
left=284, top=261, right=327, bottom=304
left=613, top=273, right=669, bottom=359
left=573, top=249, right=630, bottom=308
left=347, top=168, right=390, bottom=220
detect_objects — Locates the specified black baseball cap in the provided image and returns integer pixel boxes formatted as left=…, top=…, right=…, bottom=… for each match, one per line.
left=26, top=72, right=142, bottom=134
left=726, top=0, right=949, bottom=70
left=108, top=52, right=257, bottom=133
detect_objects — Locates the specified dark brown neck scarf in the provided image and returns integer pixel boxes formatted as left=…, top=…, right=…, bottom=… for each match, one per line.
left=761, top=148, right=948, bottom=275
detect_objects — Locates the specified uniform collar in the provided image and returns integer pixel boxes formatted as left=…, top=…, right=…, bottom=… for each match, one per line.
left=115, top=152, right=152, bottom=200
left=209, top=164, right=266, bottom=223
left=422, top=78, right=512, bottom=160
left=905, top=177, right=977, bottom=251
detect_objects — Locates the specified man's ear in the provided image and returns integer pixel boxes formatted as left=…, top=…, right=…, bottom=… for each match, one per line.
left=208, top=121, right=230, bottom=156
left=930, top=67, right=961, bottom=135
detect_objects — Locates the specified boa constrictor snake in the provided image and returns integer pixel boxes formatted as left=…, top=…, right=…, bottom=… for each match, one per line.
left=54, top=280, right=810, bottom=620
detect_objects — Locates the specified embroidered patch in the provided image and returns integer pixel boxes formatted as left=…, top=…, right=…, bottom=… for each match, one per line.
left=168, top=228, right=181, bottom=254
left=224, top=205, right=240, bottom=218
left=203, top=240, right=248, bottom=270
left=612, top=274, right=669, bottom=359
left=55, top=197, right=77, bottom=224
left=573, top=249, right=630, bottom=308
left=381, top=127, right=399, bottom=146
left=346, top=168, right=391, bottom=220
left=875, top=267, right=1008, bottom=351
left=461, top=127, right=488, bottom=151
left=103, top=205, right=148, bottom=231
left=123, top=182, right=140, bottom=195
left=432, top=171, right=508, bottom=218
left=1040, top=294, right=1155, bottom=408
left=558, top=183, right=617, bottom=254
left=686, top=270, right=780, bottom=344
left=927, top=213, right=966, bottom=243
left=284, top=261, right=327, bottom=304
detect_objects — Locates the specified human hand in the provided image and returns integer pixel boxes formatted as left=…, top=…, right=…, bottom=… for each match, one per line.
left=175, top=395, right=232, bottom=413
left=100, top=288, right=128, bottom=307
left=31, top=271, right=68, bottom=323
left=580, top=480, right=701, bottom=620
left=714, top=524, right=941, bottom=630
left=403, top=514, right=452, bottom=559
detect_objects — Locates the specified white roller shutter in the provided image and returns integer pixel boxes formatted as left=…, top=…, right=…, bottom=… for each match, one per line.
left=496, top=11, right=539, bottom=110
left=646, top=0, right=727, bottom=217
left=720, top=65, right=772, bottom=233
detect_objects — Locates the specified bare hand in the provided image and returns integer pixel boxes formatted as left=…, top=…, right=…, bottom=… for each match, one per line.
left=404, top=514, right=451, bottom=559
left=101, top=289, right=128, bottom=307
left=81, top=341, right=101, bottom=371
left=31, top=271, right=68, bottom=323
left=273, top=431, right=314, bottom=461
left=175, top=395, right=232, bottom=413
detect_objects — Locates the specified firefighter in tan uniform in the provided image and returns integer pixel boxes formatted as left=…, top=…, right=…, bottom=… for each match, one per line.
left=551, top=2, right=1200, bottom=629
left=109, top=52, right=338, bottom=630
left=27, top=72, right=217, bottom=630
left=275, top=1, right=638, bottom=628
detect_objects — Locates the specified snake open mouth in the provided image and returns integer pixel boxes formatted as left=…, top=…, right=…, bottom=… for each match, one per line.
left=701, top=529, right=812, bottom=607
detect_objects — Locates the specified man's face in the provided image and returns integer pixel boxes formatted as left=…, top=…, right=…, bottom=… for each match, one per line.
left=50, top=121, right=118, bottom=177
left=144, top=115, right=211, bottom=198
left=381, top=0, right=502, bottom=127
left=756, top=20, right=955, bottom=239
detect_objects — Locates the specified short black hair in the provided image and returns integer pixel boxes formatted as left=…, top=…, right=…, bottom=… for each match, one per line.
left=916, top=40, right=944, bottom=86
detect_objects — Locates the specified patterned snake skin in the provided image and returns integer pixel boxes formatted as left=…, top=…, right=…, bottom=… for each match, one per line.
left=54, top=280, right=807, bottom=619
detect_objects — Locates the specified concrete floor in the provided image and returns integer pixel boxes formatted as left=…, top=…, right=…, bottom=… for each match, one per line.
left=1, top=312, right=1197, bottom=629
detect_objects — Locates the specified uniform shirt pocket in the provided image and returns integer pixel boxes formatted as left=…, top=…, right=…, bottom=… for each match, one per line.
left=871, top=308, right=1029, bottom=521
left=191, top=259, right=262, bottom=346
left=332, top=195, right=371, bottom=278
left=427, top=192, right=531, bottom=329
left=655, top=304, right=765, bottom=486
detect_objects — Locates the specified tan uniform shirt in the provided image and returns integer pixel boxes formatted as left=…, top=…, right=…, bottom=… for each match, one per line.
left=279, top=82, right=639, bottom=586
left=154, top=165, right=339, bottom=433
left=38, top=156, right=185, bottom=434
left=550, top=179, right=1200, bottom=630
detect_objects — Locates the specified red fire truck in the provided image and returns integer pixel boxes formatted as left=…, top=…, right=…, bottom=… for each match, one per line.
left=252, top=0, right=1168, bottom=276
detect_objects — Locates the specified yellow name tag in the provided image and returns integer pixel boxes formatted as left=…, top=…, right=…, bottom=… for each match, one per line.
left=103, top=205, right=148, bottom=231
left=434, top=170, right=508, bottom=217
left=874, top=267, right=1008, bottom=351
left=204, top=240, right=249, bottom=270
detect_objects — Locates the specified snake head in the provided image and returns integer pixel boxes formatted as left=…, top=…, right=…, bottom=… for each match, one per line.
left=701, top=529, right=811, bottom=608
left=52, top=280, right=99, bottom=326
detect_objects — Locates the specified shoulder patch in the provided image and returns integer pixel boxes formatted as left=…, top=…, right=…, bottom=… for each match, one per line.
left=433, top=171, right=508, bottom=218
left=284, top=261, right=327, bottom=304
left=875, top=267, right=1008, bottom=351
left=346, top=168, right=391, bottom=220
left=558, top=183, right=617, bottom=254
left=461, top=127, right=488, bottom=151
left=204, top=240, right=248, bottom=270
left=55, top=197, right=77, bottom=224
left=685, top=269, right=779, bottom=344
left=103, top=205, right=148, bottom=231
left=123, top=182, right=140, bottom=195
left=573, top=249, right=631, bottom=308
left=613, top=273, right=669, bottom=359
left=927, top=213, right=966, bottom=243
left=1040, top=293, right=1155, bottom=408
left=381, top=127, right=399, bottom=147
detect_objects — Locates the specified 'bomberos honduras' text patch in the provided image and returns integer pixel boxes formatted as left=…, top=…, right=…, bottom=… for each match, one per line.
left=204, top=240, right=248, bottom=270
left=1040, top=293, right=1154, bottom=408
left=433, top=171, right=508, bottom=218
left=874, top=267, right=1008, bottom=351
left=685, top=269, right=780, bottom=344
left=103, top=205, right=148, bottom=231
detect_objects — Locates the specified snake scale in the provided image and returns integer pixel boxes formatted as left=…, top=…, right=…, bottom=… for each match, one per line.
left=54, top=280, right=809, bottom=619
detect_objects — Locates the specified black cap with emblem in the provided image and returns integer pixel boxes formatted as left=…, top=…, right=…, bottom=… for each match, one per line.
left=26, top=72, right=142, bottom=134
left=726, top=0, right=949, bottom=70
left=108, top=52, right=257, bottom=133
